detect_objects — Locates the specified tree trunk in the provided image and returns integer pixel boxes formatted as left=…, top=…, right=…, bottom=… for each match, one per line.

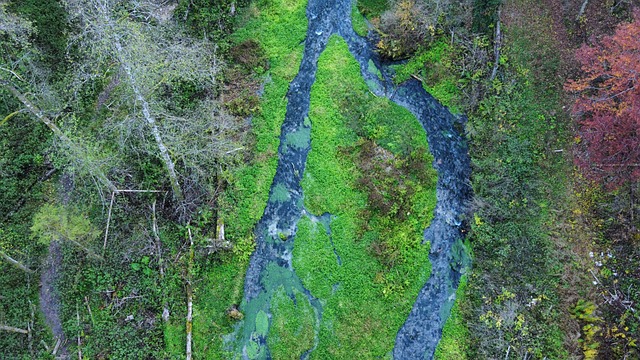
left=112, top=43, right=184, bottom=203
left=490, top=9, right=502, bottom=81
left=92, top=0, right=184, bottom=203
left=576, top=0, right=589, bottom=20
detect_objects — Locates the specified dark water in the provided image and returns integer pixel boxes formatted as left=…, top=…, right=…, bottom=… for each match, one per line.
left=235, top=0, right=472, bottom=359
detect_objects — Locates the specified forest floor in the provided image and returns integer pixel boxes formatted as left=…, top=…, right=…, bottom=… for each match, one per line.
left=464, top=0, right=633, bottom=358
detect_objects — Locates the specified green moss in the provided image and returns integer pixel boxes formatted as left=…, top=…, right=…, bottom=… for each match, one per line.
left=295, top=35, right=435, bottom=358
left=293, top=217, right=340, bottom=299
left=284, top=127, right=311, bottom=150
left=192, top=260, right=248, bottom=359
left=267, top=287, right=316, bottom=359
left=270, top=183, right=291, bottom=203
left=367, top=59, right=383, bottom=80
left=356, top=0, right=389, bottom=18
left=255, top=310, right=269, bottom=336
left=164, top=322, right=184, bottom=357
left=393, top=39, right=461, bottom=113
left=351, top=3, right=368, bottom=37
left=435, top=275, right=470, bottom=360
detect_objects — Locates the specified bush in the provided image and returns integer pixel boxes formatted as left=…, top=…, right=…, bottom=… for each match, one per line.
left=378, top=0, right=434, bottom=59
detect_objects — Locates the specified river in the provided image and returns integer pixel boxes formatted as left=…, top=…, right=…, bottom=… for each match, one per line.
left=235, top=1, right=472, bottom=359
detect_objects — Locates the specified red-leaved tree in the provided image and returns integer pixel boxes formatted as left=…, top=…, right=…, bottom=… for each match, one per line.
left=565, top=9, right=640, bottom=189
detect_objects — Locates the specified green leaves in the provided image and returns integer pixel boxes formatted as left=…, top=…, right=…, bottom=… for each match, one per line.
left=31, top=203, right=98, bottom=247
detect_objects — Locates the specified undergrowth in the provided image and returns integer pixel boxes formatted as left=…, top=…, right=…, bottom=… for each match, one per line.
left=393, top=37, right=462, bottom=114
left=458, top=0, right=573, bottom=357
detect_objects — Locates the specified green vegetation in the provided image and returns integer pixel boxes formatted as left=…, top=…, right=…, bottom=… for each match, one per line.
left=56, top=208, right=182, bottom=359
left=267, top=287, right=316, bottom=359
left=351, top=2, right=369, bottom=37
left=435, top=275, right=470, bottom=359
left=176, top=0, right=248, bottom=46
left=192, top=0, right=309, bottom=357
left=219, top=0, right=308, bottom=245
left=356, top=0, right=389, bottom=18
left=295, top=35, right=436, bottom=358
left=393, top=38, right=462, bottom=113
left=0, top=1, right=61, bottom=356
left=4, top=0, right=638, bottom=358
left=8, top=0, right=68, bottom=72
left=459, top=0, right=574, bottom=357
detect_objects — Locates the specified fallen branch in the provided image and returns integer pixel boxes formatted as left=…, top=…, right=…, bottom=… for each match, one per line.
left=225, top=147, right=244, bottom=155
left=0, top=250, right=35, bottom=273
left=576, top=0, right=589, bottom=20
left=76, top=305, right=82, bottom=360
left=103, top=189, right=164, bottom=253
left=186, top=226, right=194, bottom=360
left=85, top=296, right=95, bottom=327
left=410, top=74, right=425, bottom=83
left=40, top=339, right=50, bottom=352
left=116, top=189, right=163, bottom=193
left=52, top=337, right=62, bottom=356
left=103, top=191, right=116, bottom=252
left=28, top=300, right=35, bottom=357
left=152, top=200, right=170, bottom=322
left=0, top=324, right=29, bottom=334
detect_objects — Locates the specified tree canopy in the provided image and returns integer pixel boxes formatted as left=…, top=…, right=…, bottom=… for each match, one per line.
left=566, top=9, right=640, bottom=189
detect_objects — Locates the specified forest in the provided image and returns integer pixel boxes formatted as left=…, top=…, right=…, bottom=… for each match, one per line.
left=0, top=0, right=639, bottom=359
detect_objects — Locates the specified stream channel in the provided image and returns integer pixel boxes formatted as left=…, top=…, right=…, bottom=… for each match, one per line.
left=233, top=0, right=472, bottom=358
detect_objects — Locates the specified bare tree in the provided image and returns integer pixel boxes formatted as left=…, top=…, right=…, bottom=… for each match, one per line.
left=1, top=3, right=119, bottom=195
left=63, top=0, right=237, bottom=210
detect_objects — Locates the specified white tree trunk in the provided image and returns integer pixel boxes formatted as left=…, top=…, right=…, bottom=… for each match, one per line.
left=113, top=39, right=184, bottom=202
left=91, top=1, right=184, bottom=203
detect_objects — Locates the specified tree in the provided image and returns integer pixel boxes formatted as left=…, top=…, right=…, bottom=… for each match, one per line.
left=1, top=2, right=118, bottom=195
left=565, top=9, right=640, bottom=189
left=31, top=203, right=102, bottom=259
left=64, top=0, right=240, bottom=215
